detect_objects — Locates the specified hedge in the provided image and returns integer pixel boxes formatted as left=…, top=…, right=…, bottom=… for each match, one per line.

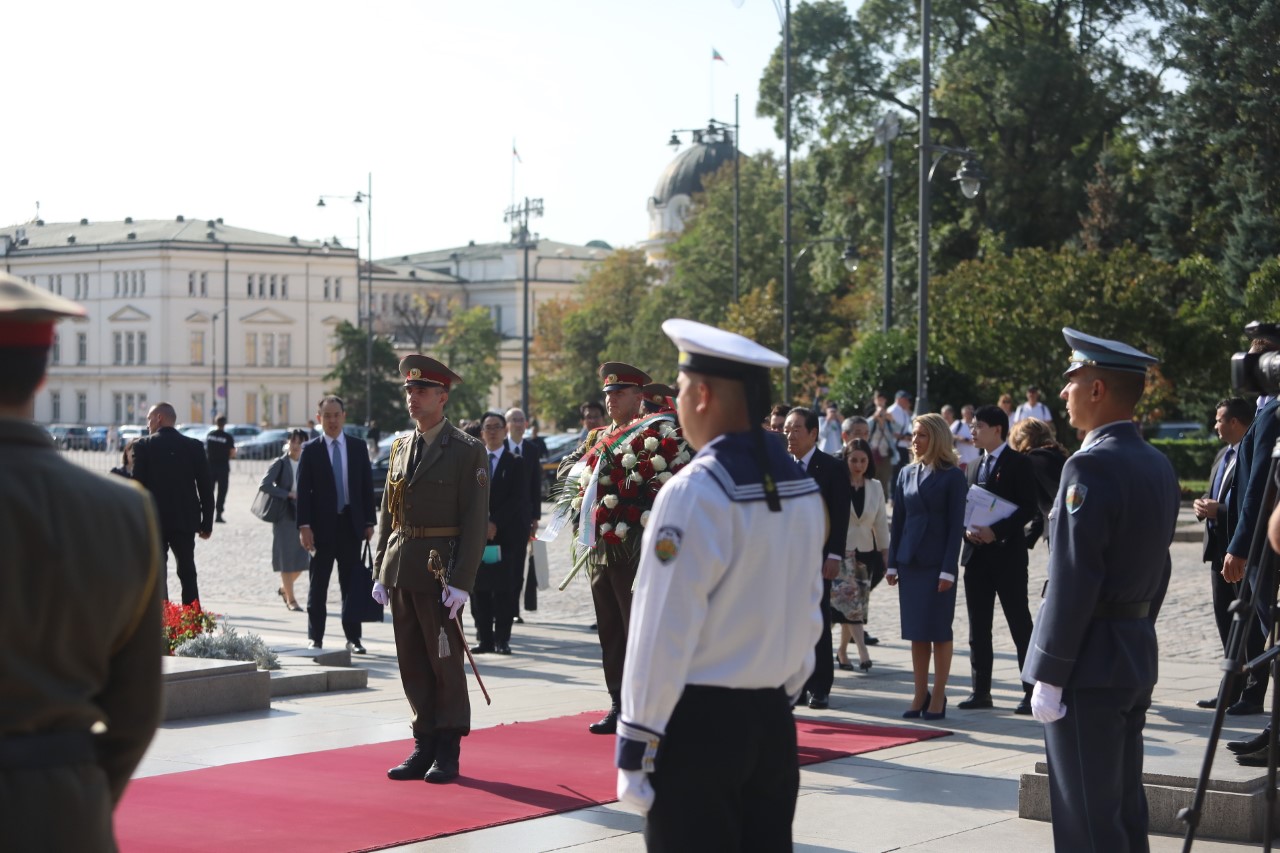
left=1149, top=438, right=1219, bottom=484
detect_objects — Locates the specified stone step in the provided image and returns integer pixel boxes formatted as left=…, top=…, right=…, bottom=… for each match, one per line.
left=162, top=657, right=270, bottom=721
left=269, top=665, right=369, bottom=697
left=1019, top=760, right=1278, bottom=842
left=274, top=645, right=353, bottom=667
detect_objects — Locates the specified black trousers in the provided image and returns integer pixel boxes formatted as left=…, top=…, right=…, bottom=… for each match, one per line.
left=211, top=466, right=230, bottom=515
left=1213, top=561, right=1270, bottom=704
left=962, top=553, right=1033, bottom=696
left=646, top=685, right=797, bottom=852
left=1044, top=685, right=1152, bottom=853
left=805, top=579, right=834, bottom=698
left=161, top=527, right=199, bottom=605
left=307, top=511, right=362, bottom=645
left=471, top=588, right=518, bottom=646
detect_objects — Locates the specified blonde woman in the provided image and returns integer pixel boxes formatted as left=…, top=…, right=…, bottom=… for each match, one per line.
left=886, top=413, right=967, bottom=720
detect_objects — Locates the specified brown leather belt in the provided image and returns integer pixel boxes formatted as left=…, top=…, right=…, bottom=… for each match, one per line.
left=398, top=525, right=461, bottom=539
left=0, top=731, right=96, bottom=770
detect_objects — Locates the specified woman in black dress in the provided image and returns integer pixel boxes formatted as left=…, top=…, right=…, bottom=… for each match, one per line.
left=1008, top=418, right=1068, bottom=549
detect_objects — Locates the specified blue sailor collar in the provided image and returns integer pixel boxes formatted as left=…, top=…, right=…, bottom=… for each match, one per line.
left=693, top=430, right=819, bottom=503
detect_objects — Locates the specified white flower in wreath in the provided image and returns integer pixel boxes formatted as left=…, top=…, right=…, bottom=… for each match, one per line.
left=621, top=453, right=638, bottom=469
left=657, top=471, right=673, bottom=483
left=640, top=510, right=651, bottom=527
left=630, top=471, right=644, bottom=484
left=644, top=436, right=659, bottom=452
left=674, top=451, right=691, bottom=465
left=578, top=469, right=591, bottom=487
left=571, top=497, right=582, bottom=511
left=599, top=522, right=613, bottom=534
left=614, top=522, right=630, bottom=538
left=599, top=475, right=612, bottom=486
left=602, top=493, right=619, bottom=509
left=651, top=455, right=667, bottom=472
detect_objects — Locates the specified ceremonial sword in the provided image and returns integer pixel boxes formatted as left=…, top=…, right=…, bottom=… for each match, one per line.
left=428, top=549, right=492, bottom=705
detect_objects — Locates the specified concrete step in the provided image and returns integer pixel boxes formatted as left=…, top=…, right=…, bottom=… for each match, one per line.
left=269, top=665, right=369, bottom=697
left=161, top=657, right=270, bottom=721
left=1020, top=760, right=1278, bottom=842
left=274, top=645, right=352, bottom=667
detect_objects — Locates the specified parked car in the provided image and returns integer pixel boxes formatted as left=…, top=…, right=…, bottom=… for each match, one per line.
left=539, top=431, right=583, bottom=500
left=178, top=423, right=213, bottom=442
left=371, top=453, right=391, bottom=510
left=48, top=424, right=93, bottom=450
left=116, top=425, right=145, bottom=450
left=225, top=424, right=262, bottom=443
left=1144, top=420, right=1209, bottom=440
left=236, top=428, right=292, bottom=460
left=87, top=426, right=110, bottom=451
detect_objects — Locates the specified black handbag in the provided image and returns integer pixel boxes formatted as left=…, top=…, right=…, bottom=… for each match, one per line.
left=250, top=487, right=287, bottom=523
left=344, top=541, right=386, bottom=623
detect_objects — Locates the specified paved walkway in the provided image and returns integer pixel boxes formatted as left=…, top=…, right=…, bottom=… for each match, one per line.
left=63, top=452, right=1261, bottom=851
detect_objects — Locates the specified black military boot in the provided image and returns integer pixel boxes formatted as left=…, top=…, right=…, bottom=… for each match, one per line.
left=387, top=735, right=436, bottom=781
left=424, top=732, right=462, bottom=783
left=589, top=693, right=620, bottom=735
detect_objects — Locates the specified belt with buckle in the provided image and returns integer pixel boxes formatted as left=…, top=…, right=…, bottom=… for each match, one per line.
left=399, top=525, right=461, bottom=539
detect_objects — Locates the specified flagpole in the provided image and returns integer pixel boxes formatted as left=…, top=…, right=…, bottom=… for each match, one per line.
left=510, top=138, right=516, bottom=213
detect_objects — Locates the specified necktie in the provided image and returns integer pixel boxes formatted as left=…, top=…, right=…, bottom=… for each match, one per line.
left=331, top=438, right=346, bottom=511
left=1214, top=447, right=1234, bottom=502
left=408, top=435, right=422, bottom=478
left=513, top=444, right=521, bottom=457
left=490, top=452, right=498, bottom=476
left=978, top=454, right=992, bottom=484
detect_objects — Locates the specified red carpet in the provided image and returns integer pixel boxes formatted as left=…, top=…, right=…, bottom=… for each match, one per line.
left=116, top=712, right=948, bottom=852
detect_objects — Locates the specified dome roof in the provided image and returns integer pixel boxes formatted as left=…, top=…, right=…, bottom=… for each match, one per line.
left=652, top=139, right=737, bottom=206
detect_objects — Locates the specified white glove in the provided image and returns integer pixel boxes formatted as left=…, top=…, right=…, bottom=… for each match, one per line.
left=616, top=768, right=655, bottom=814
left=371, top=581, right=389, bottom=606
left=1031, top=681, right=1067, bottom=724
left=441, top=585, right=469, bottom=620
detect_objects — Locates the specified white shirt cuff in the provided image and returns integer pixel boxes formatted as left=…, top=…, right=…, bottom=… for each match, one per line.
left=826, top=553, right=842, bottom=563
left=939, top=572, right=955, bottom=583
left=886, top=568, right=898, bottom=577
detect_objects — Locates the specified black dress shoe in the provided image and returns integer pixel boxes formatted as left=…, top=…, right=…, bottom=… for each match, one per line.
left=864, top=634, right=880, bottom=646
left=215, top=514, right=226, bottom=523
left=588, top=706, right=619, bottom=735
left=1227, top=699, right=1265, bottom=716
left=306, top=639, right=322, bottom=650
left=794, top=691, right=810, bottom=709
left=1227, top=731, right=1270, bottom=754
left=1196, top=696, right=1219, bottom=709
left=1014, top=696, right=1033, bottom=715
left=957, top=693, right=994, bottom=710
left=808, top=694, right=829, bottom=710
left=470, top=643, right=494, bottom=654
left=514, top=615, right=524, bottom=624
left=495, top=643, right=512, bottom=655
left=346, top=640, right=367, bottom=655
left=1238, top=746, right=1273, bottom=767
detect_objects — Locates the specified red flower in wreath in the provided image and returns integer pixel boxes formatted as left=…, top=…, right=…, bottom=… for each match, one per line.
left=636, top=459, right=656, bottom=480
left=594, top=504, right=613, bottom=525
left=602, top=531, right=624, bottom=546
left=623, top=504, right=642, bottom=524
left=617, top=477, right=640, bottom=498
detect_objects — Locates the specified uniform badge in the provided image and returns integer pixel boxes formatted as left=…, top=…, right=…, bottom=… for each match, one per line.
left=605, top=373, right=618, bottom=385
left=476, top=467, right=488, bottom=488
left=654, top=526, right=682, bottom=563
left=1065, top=483, right=1088, bottom=514
left=408, top=367, right=422, bottom=379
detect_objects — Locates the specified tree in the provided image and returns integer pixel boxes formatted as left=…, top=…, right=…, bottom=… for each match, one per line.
left=435, top=305, right=501, bottom=421
left=391, top=294, right=440, bottom=351
left=323, top=321, right=407, bottom=429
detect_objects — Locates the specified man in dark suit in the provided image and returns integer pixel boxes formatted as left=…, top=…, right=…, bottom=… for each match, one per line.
left=958, top=404, right=1038, bottom=714
left=1022, top=328, right=1179, bottom=852
left=503, top=407, right=543, bottom=617
left=133, top=401, right=214, bottom=605
left=471, top=411, right=532, bottom=654
left=1193, top=397, right=1259, bottom=711
left=784, top=406, right=851, bottom=710
left=296, top=394, right=376, bottom=653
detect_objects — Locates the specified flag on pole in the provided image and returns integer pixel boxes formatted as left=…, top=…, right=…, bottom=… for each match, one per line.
left=512, top=143, right=522, bottom=163
left=712, top=48, right=726, bottom=63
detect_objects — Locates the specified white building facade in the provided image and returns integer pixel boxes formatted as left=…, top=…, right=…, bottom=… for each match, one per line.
left=1, top=217, right=359, bottom=427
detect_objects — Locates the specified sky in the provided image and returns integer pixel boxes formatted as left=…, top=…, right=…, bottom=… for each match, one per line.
left=5, top=0, right=822, bottom=260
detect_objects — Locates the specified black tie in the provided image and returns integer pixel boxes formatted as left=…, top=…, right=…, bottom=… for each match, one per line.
left=978, top=454, right=992, bottom=484
left=513, top=444, right=521, bottom=457
left=409, top=436, right=423, bottom=477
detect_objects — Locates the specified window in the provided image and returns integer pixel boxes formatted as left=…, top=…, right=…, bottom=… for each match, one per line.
left=191, top=331, right=205, bottom=365
left=113, top=393, right=123, bottom=424
left=76, top=391, right=87, bottom=423
left=323, top=277, right=331, bottom=300
left=247, top=274, right=254, bottom=298
left=200, top=272, right=208, bottom=297
left=191, top=393, right=205, bottom=423
left=50, top=391, right=61, bottom=422
left=245, top=332, right=258, bottom=366
left=244, top=393, right=258, bottom=426
left=381, top=293, right=388, bottom=314
left=51, top=333, right=60, bottom=365
left=258, top=275, right=265, bottom=298
left=280, top=275, right=288, bottom=299
left=262, top=332, right=275, bottom=367
left=125, top=332, right=135, bottom=366
left=77, top=332, right=87, bottom=365
left=114, top=272, right=121, bottom=297
left=74, top=273, right=88, bottom=300
left=334, top=277, right=341, bottom=300
left=277, top=394, right=289, bottom=425
left=491, top=305, right=503, bottom=333
left=113, top=332, right=123, bottom=365
left=269, top=275, right=277, bottom=299
left=115, top=392, right=148, bottom=424
left=261, top=393, right=274, bottom=426
left=188, top=272, right=196, bottom=297
left=130, top=271, right=138, bottom=296
left=137, top=332, right=147, bottom=365
left=278, top=333, right=290, bottom=367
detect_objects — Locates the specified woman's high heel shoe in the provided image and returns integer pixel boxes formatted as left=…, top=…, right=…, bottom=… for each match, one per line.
left=922, top=696, right=948, bottom=721
left=903, top=690, right=932, bottom=719
left=277, top=587, right=287, bottom=607
left=859, top=659, right=873, bottom=672
left=837, top=660, right=855, bottom=671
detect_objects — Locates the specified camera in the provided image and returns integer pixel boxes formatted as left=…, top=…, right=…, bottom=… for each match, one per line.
left=1231, top=321, right=1280, bottom=396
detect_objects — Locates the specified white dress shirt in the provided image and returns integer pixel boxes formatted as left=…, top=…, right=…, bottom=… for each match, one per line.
left=327, top=434, right=350, bottom=509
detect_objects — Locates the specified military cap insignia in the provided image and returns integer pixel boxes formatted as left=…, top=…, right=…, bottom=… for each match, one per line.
left=408, top=367, right=422, bottom=379
left=477, top=467, right=488, bottom=487
left=654, top=526, right=682, bottom=563
left=605, top=373, right=618, bottom=385
left=1065, top=483, right=1088, bottom=514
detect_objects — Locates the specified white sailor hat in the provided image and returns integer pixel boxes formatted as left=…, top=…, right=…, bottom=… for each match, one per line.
left=1062, top=327, right=1158, bottom=376
left=661, top=318, right=788, bottom=379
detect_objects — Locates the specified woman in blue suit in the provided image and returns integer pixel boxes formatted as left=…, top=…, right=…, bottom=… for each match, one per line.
left=887, top=412, right=967, bottom=720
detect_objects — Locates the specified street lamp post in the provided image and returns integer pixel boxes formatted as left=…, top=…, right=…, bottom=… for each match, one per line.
left=668, top=101, right=741, bottom=301
left=875, top=112, right=900, bottom=333
left=210, top=307, right=227, bottom=420
left=916, top=0, right=986, bottom=415
left=504, top=197, right=544, bottom=412
left=317, top=173, right=374, bottom=424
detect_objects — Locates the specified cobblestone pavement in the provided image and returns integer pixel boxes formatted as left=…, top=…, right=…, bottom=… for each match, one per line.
left=66, top=449, right=1226, bottom=665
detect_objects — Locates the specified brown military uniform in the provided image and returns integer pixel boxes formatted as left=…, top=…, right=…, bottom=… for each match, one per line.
left=0, top=418, right=163, bottom=853
left=375, top=419, right=489, bottom=737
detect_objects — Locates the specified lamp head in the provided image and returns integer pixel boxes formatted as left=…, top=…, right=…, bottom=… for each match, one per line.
left=316, top=197, right=326, bottom=207
left=667, top=133, right=681, bottom=150
left=841, top=244, right=860, bottom=273
left=354, top=192, right=365, bottom=204
left=954, top=158, right=986, bottom=199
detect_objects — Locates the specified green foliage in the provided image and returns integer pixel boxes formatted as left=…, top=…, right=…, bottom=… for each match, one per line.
left=175, top=623, right=280, bottom=671
left=323, top=321, right=408, bottom=429
left=435, top=306, right=502, bottom=421
left=1149, top=439, right=1220, bottom=485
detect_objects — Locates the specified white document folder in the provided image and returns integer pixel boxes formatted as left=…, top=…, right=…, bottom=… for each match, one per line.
left=965, top=484, right=1019, bottom=532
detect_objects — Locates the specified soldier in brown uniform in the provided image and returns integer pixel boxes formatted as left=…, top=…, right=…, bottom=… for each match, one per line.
left=557, top=362, right=652, bottom=734
left=374, top=355, right=489, bottom=784
left=0, top=272, right=163, bottom=852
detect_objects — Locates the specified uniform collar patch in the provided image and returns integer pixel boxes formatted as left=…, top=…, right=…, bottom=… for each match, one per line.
left=1065, top=483, right=1087, bottom=514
